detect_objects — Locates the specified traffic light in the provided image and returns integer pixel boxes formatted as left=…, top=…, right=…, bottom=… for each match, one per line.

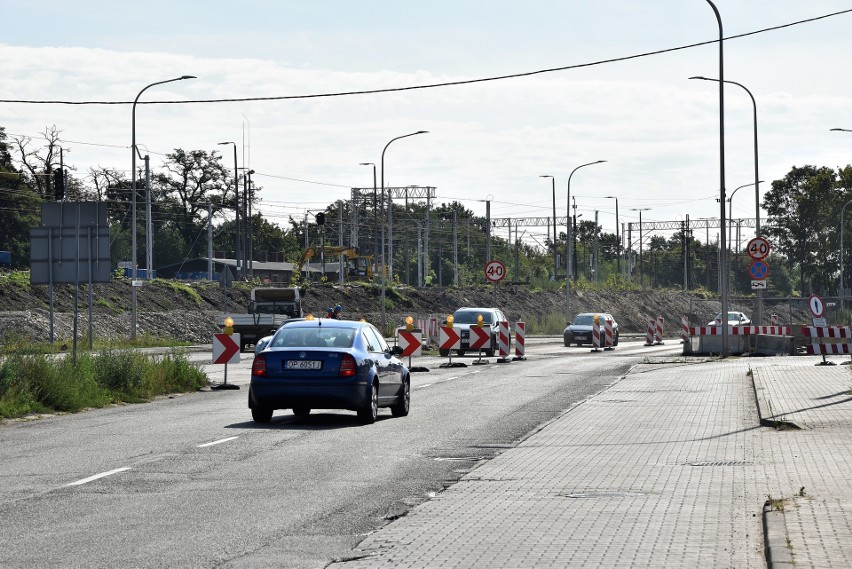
left=315, top=212, right=326, bottom=226
left=53, top=170, right=65, bottom=201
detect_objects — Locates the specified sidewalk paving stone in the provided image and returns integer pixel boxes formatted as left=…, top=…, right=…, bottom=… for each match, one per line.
left=330, top=356, right=852, bottom=568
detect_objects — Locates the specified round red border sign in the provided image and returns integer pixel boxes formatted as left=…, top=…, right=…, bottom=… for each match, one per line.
left=484, top=260, right=507, bottom=283
left=809, top=294, right=824, bottom=317
left=746, top=237, right=771, bottom=260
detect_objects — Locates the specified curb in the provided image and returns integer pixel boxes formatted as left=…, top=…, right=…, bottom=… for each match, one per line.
left=752, top=371, right=797, bottom=568
left=763, top=501, right=795, bottom=567
left=751, top=369, right=801, bottom=430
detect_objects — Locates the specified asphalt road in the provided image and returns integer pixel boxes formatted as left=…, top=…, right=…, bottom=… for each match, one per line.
left=0, top=338, right=682, bottom=568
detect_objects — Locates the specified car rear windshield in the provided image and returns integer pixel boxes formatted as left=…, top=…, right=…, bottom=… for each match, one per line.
left=572, top=314, right=597, bottom=326
left=453, top=310, right=495, bottom=324
left=271, top=327, right=354, bottom=348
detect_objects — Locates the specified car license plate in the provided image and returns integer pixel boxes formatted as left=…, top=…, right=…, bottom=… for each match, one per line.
left=286, top=360, right=321, bottom=370
left=575, top=335, right=587, bottom=341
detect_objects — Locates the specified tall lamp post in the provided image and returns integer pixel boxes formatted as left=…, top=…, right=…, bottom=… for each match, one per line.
left=540, top=175, right=558, bottom=279
left=840, top=200, right=852, bottom=311
left=218, top=141, right=240, bottom=278
left=380, top=130, right=428, bottom=328
left=604, top=195, right=620, bottom=275
left=727, top=181, right=762, bottom=291
left=131, top=75, right=195, bottom=340
left=702, top=0, right=729, bottom=356
left=690, top=74, right=762, bottom=324
left=565, top=160, right=606, bottom=321
left=629, top=208, right=651, bottom=286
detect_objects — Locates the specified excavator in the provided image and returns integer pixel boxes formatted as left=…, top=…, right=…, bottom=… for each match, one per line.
left=296, top=246, right=375, bottom=281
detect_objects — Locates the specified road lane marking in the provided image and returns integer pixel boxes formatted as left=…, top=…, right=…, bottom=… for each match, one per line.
left=197, top=436, right=239, bottom=448
left=415, top=383, right=432, bottom=389
left=66, top=467, right=131, bottom=487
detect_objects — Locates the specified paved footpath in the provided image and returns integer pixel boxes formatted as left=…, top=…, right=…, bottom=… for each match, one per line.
left=329, top=355, right=852, bottom=568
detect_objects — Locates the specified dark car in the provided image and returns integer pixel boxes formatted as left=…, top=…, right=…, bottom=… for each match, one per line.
left=563, top=312, right=619, bottom=347
left=249, top=319, right=409, bottom=424
left=439, top=307, right=509, bottom=357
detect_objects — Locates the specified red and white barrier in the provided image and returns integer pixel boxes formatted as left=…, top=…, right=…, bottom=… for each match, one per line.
left=513, top=322, right=526, bottom=360
left=429, top=317, right=439, bottom=346
left=681, top=316, right=689, bottom=343
left=688, top=326, right=792, bottom=336
left=644, top=319, right=655, bottom=346
left=497, top=321, right=511, bottom=361
left=654, top=316, right=664, bottom=345
left=803, top=326, right=852, bottom=338
left=771, top=313, right=779, bottom=326
left=806, top=343, right=852, bottom=355
left=604, top=318, right=614, bottom=350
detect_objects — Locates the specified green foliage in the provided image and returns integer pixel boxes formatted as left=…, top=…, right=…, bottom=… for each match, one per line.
left=0, top=270, right=31, bottom=290
left=0, top=349, right=207, bottom=419
left=161, top=279, right=203, bottom=304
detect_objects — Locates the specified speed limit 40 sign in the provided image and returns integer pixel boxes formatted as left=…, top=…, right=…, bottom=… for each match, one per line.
left=484, top=260, right=507, bottom=283
left=746, top=237, right=771, bottom=260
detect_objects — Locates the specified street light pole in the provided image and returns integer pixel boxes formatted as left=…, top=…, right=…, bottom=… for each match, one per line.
left=540, top=175, right=557, bottom=279
left=703, top=0, right=729, bottom=357
left=565, top=160, right=606, bottom=321
left=380, top=130, right=428, bottom=328
left=218, top=141, right=240, bottom=278
left=604, top=195, right=620, bottom=275
left=131, top=75, right=195, bottom=340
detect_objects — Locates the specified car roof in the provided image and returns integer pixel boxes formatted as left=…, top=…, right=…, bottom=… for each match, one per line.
left=284, top=319, right=366, bottom=330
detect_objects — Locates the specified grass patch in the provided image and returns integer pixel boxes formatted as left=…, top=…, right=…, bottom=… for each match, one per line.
left=0, top=270, right=32, bottom=290
left=161, top=279, right=203, bottom=304
left=0, top=349, right=208, bottom=419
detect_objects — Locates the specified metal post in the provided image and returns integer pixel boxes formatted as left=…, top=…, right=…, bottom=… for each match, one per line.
left=540, top=175, right=557, bottom=278
left=144, top=154, right=153, bottom=279
left=380, top=130, right=427, bottom=327
left=703, top=0, right=729, bottom=356
left=565, top=160, right=606, bottom=320
left=218, top=141, right=239, bottom=278
left=453, top=209, right=458, bottom=286
left=131, top=75, right=196, bottom=340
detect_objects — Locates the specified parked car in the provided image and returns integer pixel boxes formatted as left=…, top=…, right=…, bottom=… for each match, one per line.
left=707, top=311, right=751, bottom=326
left=254, top=318, right=306, bottom=354
left=249, top=319, right=409, bottom=424
left=563, top=313, right=619, bottom=347
left=439, top=307, right=510, bottom=357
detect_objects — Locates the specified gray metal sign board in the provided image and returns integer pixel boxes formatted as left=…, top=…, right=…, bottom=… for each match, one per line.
left=30, top=203, right=112, bottom=284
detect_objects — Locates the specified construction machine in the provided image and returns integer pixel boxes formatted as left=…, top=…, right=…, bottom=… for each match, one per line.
left=296, top=247, right=375, bottom=281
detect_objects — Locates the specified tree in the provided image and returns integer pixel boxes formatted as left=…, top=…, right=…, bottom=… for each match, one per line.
left=153, top=148, right=231, bottom=258
left=763, top=165, right=848, bottom=295
left=0, top=127, right=41, bottom=268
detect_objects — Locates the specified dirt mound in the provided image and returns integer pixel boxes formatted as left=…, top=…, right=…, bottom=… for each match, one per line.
left=0, top=277, right=729, bottom=344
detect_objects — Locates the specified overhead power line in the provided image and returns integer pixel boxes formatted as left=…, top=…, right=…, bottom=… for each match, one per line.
left=0, top=10, right=849, bottom=106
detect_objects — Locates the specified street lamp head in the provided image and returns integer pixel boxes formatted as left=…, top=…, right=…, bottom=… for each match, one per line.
left=831, top=128, right=852, bottom=132
left=689, top=75, right=712, bottom=81
left=218, top=141, right=234, bottom=146
left=180, top=75, right=197, bottom=80
left=415, top=130, right=429, bottom=134
left=540, top=175, right=554, bottom=179
left=594, top=160, right=607, bottom=164
left=247, top=169, right=255, bottom=175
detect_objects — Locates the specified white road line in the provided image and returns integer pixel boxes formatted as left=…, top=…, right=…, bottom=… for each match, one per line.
left=66, top=467, right=131, bottom=487
left=415, top=383, right=432, bottom=389
left=197, top=436, right=239, bottom=448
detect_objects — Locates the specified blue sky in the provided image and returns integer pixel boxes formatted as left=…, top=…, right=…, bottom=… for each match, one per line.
left=2, top=1, right=851, bottom=249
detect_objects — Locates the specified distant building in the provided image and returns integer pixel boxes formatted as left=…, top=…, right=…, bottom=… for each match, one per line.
left=154, top=257, right=342, bottom=283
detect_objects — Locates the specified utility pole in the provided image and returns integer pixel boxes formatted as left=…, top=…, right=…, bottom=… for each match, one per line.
left=452, top=210, right=458, bottom=286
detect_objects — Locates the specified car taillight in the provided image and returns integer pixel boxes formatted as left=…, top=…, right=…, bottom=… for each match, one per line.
left=338, top=354, right=357, bottom=377
left=252, top=354, right=267, bottom=377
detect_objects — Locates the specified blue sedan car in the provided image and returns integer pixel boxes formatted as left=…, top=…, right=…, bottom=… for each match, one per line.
left=249, top=319, right=410, bottom=424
